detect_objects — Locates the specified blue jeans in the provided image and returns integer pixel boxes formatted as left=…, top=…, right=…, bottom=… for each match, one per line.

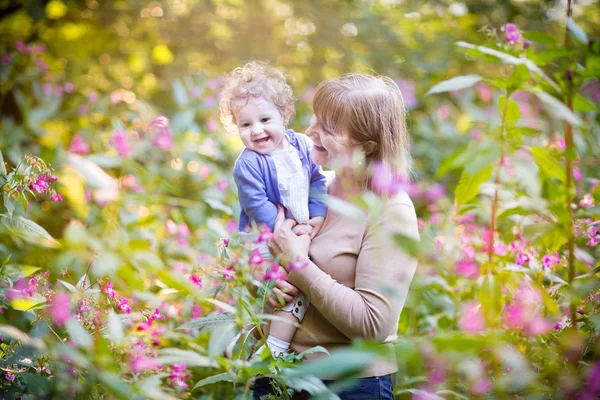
left=252, top=373, right=396, bottom=399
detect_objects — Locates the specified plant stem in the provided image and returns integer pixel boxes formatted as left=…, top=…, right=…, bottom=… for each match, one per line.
left=488, top=90, right=510, bottom=266
left=564, top=0, right=578, bottom=331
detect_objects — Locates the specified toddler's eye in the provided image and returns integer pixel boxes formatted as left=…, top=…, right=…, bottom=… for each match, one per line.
left=261, top=118, right=270, bottom=123
left=241, top=123, right=250, bottom=127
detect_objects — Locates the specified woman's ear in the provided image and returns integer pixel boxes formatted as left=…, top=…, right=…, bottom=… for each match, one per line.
left=363, top=140, right=379, bottom=155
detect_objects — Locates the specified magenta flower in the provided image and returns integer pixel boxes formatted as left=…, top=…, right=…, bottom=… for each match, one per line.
left=524, top=316, right=552, bottom=335
left=248, top=249, right=264, bottom=266
left=1, top=54, right=10, bottom=65
left=50, top=292, right=72, bottom=326
left=515, top=251, right=529, bottom=266
left=264, top=263, right=285, bottom=282
left=458, top=301, right=486, bottom=332
left=523, top=40, right=532, bottom=50
left=16, top=40, right=26, bottom=52
left=102, top=281, right=117, bottom=298
left=178, top=223, right=190, bottom=238
left=111, top=131, right=131, bottom=157
left=191, top=304, right=203, bottom=318
left=587, top=225, right=599, bottom=247
left=118, top=297, right=131, bottom=314
left=6, top=372, right=15, bottom=382
left=130, top=354, right=161, bottom=374
left=51, top=193, right=63, bottom=202
left=579, top=194, right=595, bottom=208
left=26, top=278, right=38, bottom=297
left=257, top=226, right=274, bottom=243
left=423, top=183, right=445, bottom=202
left=573, top=168, right=582, bottom=181
left=168, top=364, right=191, bottom=388
left=69, top=133, right=90, bottom=155
left=29, top=176, right=49, bottom=193
left=504, top=23, right=520, bottom=45
left=223, top=266, right=234, bottom=280
left=88, top=91, right=98, bottom=103
left=189, top=274, right=202, bottom=288
left=454, top=259, right=479, bottom=279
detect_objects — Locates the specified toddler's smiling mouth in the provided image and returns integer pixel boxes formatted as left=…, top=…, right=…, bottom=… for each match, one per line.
left=254, top=137, right=270, bottom=143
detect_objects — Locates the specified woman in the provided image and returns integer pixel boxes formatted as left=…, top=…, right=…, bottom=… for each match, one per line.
left=254, top=73, right=419, bottom=399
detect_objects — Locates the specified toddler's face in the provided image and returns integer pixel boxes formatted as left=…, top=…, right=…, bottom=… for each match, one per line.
left=233, top=97, right=287, bottom=154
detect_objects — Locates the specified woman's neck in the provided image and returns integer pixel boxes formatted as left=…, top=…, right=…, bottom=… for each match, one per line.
left=330, top=168, right=364, bottom=199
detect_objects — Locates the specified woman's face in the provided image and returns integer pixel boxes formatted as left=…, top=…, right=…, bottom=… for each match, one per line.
left=306, top=115, right=358, bottom=169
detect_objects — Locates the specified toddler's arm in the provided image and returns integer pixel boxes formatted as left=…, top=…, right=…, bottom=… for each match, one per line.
left=233, top=159, right=277, bottom=230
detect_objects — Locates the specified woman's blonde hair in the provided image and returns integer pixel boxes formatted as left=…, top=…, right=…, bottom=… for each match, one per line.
left=219, top=61, right=295, bottom=132
left=313, top=73, right=410, bottom=180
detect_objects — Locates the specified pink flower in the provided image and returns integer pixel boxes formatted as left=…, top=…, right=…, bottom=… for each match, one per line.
left=191, top=304, right=203, bottom=318
left=573, top=168, right=582, bottom=181
left=26, top=278, right=38, bottom=297
left=206, top=118, right=219, bottom=133
left=371, top=161, right=410, bottom=196
left=29, top=176, right=49, bottom=193
left=50, top=292, right=72, bottom=326
left=168, top=364, right=191, bottom=388
left=111, top=131, right=131, bottom=157
left=458, top=301, right=486, bottom=332
left=587, top=225, right=599, bottom=247
left=436, top=105, right=449, bottom=120
left=515, top=251, right=529, bottom=266
left=248, top=249, right=264, bottom=266
left=222, top=266, right=234, bottom=280
left=542, top=255, right=553, bottom=269
left=223, top=237, right=231, bottom=247
left=151, top=116, right=169, bottom=128
left=64, top=82, right=75, bottom=93
left=121, top=174, right=143, bottom=192
left=118, top=297, right=131, bottom=314
left=51, top=193, right=63, bottom=202
left=178, top=223, right=190, bottom=238
left=524, top=317, right=552, bottom=335
left=1, top=54, right=10, bottom=65
left=257, top=226, right=274, bottom=243
left=165, top=219, right=178, bottom=235
left=423, top=183, right=445, bottom=202
left=152, top=128, right=173, bottom=152
left=79, top=105, right=89, bottom=115
left=6, top=372, right=15, bottom=382
left=16, top=40, right=26, bottom=52
left=556, top=137, right=566, bottom=151
left=455, top=259, right=479, bottom=279
left=471, top=378, right=492, bottom=395
left=189, top=274, right=202, bottom=288
left=264, top=263, right=285, bottom=282
left=579, top=194, right=595, bottom=208
left=523, top=40, right=532, bottom=49
left=395, top=79, right=418, bottom=109
left=475, top=82, right=493, bottom=102
left=216, top=179, right=228, bottom=191
left=69, top=133, right=90, bottom=155
left=102, top=281, right=117, bottom=298
left=289, top=257, right=308, bottom=271
left=88, top=91, right=98, bottom=103
left=504, top=23, right=520, bottom=44
left=130, top=354, right=161, bottom=373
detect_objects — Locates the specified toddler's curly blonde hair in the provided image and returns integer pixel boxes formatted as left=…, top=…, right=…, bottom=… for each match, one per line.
left=219, top=61, right=296, bottom=133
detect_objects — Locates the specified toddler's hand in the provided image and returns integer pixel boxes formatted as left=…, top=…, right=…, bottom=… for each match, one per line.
left=308, top=216, right=325, bottom=239
left=292, top=224, right=313, bottom=236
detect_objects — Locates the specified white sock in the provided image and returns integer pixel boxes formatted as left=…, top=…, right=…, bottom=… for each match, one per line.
left=266, top=335, right=290, bottom=357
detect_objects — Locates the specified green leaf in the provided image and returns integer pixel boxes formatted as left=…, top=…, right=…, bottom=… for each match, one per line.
left=204, top=197, right=233, bottom=215
left=279, top=375, right=332, bottom=396
left=58, top=279, right=78, bottom=293
left=435, top=148, right=465, bottom=178
left=522, top=31, right=557, bottom=45
left=426, top=75, right=482, bottom=95
left=0, top=150, right=6, bottom=175
left=173, top=79, right=189, bottom=108
left=529, top=48, right=572, bottom=66
left=155, top=348, right=217, bottom=367
left=566, top=17, right=588, bottom=44
left=2, top=264, right=40, bottom=280
left=454, top=165, right=493, bottom=206
left=98, top=372, right=135, bottom=398
left=393, top=234, right=423, bottom=258
left=192, top=372, right=233, bottom=390
left=573, top=94, right=597, bottom=112
left=67, top=153, right=118, bottom=190
left=508, top=64, right=530, bottom=91
left=3, top=194, right=15, bottom=217
left=66, top=319, right=92, bottom=348
left=0, top=215, right=60, bottom=247
left=478, top=273, right=504, bottom=325
left=208, top=322, right=236, bottom=359
left=531, top=146, right=565, bottom=182
left=283, top=348, right=377, bottom=379
left=94, top=252, right=122, bottom=277
left=498, top=95, right=521, bottom=126
left=507, top=127, right=540, bottom=137
left=107, top=310, right=124, bottom=345
left=298, top=346, right=330, bottom=358
left=178, top=313, right=236, bottom=332
left=529, top=88, right=582, bottom=126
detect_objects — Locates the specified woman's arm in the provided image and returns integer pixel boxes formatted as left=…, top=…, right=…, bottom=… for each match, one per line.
left=284, top=201, right=419, bottom=341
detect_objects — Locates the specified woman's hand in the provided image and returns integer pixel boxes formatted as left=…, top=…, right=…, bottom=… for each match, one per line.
left=250, top=254, right=300, bottom=306
left=269, top=205, right=311, bottom=272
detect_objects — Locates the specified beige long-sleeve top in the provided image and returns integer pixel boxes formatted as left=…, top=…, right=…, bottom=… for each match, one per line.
left=285, top=190, right=419, bottom=378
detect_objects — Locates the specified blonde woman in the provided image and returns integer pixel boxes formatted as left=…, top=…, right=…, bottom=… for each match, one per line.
left=253, top=73, right=420, bottom=399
